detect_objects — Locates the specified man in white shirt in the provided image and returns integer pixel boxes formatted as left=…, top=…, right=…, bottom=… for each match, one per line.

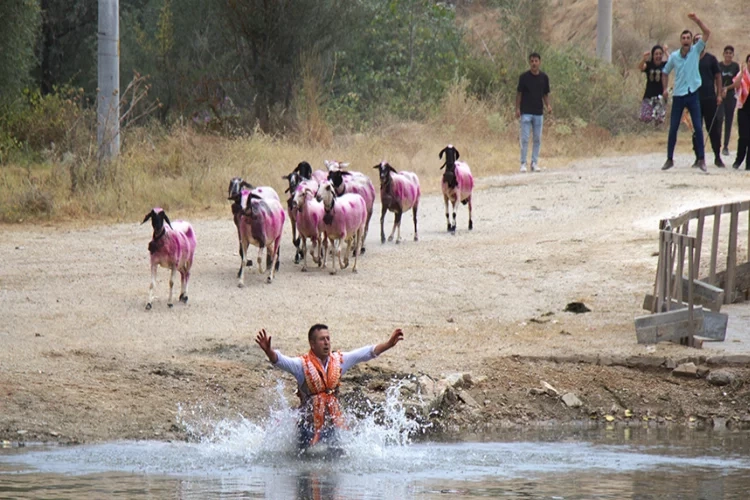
left=255, top=324, right=403, bottom=450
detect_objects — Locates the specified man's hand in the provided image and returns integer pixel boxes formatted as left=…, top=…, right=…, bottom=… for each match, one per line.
left=642, top=51, right=650, bottom=61
left=515, top=109, right=521, bottom=119
left=546, top=104, right=552, bottom=114
left=717, top=95, right=723, bottom=106
left=255, top=329, right=278, bottom=363
left=374, top=328, right=404, bottom=355
left=663, top=90, right=669, bottom=100
left=687, top=12, right=699, bottom=22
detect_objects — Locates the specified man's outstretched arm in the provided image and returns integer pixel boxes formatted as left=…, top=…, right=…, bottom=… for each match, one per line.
left=255, top=328, right=278, bottom=363
left=689, top=13, right=710, bottom=42
left=374, top=328, right=404, bottom=356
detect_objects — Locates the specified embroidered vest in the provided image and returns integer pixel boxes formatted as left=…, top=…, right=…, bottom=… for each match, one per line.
left=300, top=351, right=345, bottom=445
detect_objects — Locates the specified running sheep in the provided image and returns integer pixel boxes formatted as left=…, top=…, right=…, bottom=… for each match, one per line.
left=229, top=177, right=280, bottom=276
left=238, top=189, right=286, bottom=286
left=142, top=208, right=196, bottom=310
left=315, top=181, right=367, bottom=274
left=291, top=180, right=327, bottom=271
left=439, top=145, right=474, bottom=232
left=326, top=164, right=375, bottom=254
left=373, top=161, right=420, bottom=243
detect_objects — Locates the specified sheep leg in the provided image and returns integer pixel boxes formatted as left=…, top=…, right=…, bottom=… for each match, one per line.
left=267, top=238, right=281, bottom=283
left=321, top=237, right=329, bottom=268
left=146, top=263, right=157, bottom=310
left=301, top=236, right=309, bottom=272
left=179, top=269, right=189, bottom=304
left=257, top=246, right=266, bottom=274
left=352, top=228, right=362, bottom=273
left=389, top=209, right=402, bottom=243
left=467, top=195, right=473, bottom=230
left=238, top=241, right=248, bottom=288
left=451, top=198, right=458, bottom=232
left=292, top=218, right=301, bottom=264
left=342, top=236, right=351, bottom=269
left=167, top=267, right=176, bottom=308
left=413, top=203, right=419, bottom=241
left=330, top=238, right=340, bottom=275
left=444, top=195, right=452, bottom=232
left=359, top=209, right=372, bottom=255
left=380, top=204, right=387, bottom=244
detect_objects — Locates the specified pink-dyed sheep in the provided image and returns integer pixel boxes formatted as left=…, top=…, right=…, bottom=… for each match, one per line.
left=282, top=162, right=323, bottom=264
left=315, top=181, right=367, bottom=274
left=326, top=168, right=375, bottom=254
left=291, top=180, right=327, bottom=271
left=142, top=208, right=196, bottom=310
left=228, top=178, right=281, bottom=275
left=439, top=145, right=474, bottom=232
left=373, top=161, right=421, bottom=243
left=238, top=189, right=286, bottom=285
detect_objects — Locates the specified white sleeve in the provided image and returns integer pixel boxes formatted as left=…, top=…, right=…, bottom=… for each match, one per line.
left=340, top=345, right=377, bottom=374
left=272, top=351, right=306, bottom=386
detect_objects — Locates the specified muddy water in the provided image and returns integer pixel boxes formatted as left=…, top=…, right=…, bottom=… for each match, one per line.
left=2, top=426, right=749, bottom=499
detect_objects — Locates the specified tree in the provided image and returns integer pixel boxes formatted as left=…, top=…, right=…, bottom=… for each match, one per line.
left=0, top=0, right=40, bottom=104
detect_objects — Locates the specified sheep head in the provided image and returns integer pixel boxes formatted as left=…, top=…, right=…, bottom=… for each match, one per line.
left=327, top=169, right=352, bottom=189
left=439, top=144, right=460, bottom=169
left=315, top=180, right=336, bottom=208
left=294, top=161, right=313, bottom=180
left=373, top=161, right=397, bottom=185
left=324, top=160, right=349, bottom=172
left=282, top=172, right=303, bottom=194
left=142, top=208, right=172, bottom=232
left=228, top=177, right=253, bottom=201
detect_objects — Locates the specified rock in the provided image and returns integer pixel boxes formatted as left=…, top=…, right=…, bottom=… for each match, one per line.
left=707, top=370, right=735, bottom=386
left=696, top=365, right=710, bottom=378
left=665, top=358, right=677, bottom=370
left=562, top=392, right=583, bottom=408
left=564, top=302, right=591, bottom=313
left=457, top=390, right=479, bottom=407
left=672, top=362, right=698, bottom=378
left=706, top=355, right=750, bottom=366
left=16, top=430, right=27, bottom=435
left=541, top=380, right=559, bottom=396
left=444, top=373, right=472, bottom=389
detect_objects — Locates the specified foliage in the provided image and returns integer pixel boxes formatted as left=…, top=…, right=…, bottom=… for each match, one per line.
left=0, top=0, right=40, bottom=105
left=330, top=0, right=464, bottom=127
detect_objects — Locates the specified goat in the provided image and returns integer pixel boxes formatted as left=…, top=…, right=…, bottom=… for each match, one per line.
left=238, top=190, right=286, bottom=285
left=439, top=145, right=474, bottom=232
left=142, top=208, right=196, bottom=310
left=315, top=181, right=367, bottom=274
left=327, top=168, right=375, bottom=254
left=291, top=181, right=327, bottom=271
left=282, top=162, right=323, bottom=264
left=229, top=177, right=280, bottom=276
left=373, top=161, right=420, bottom=243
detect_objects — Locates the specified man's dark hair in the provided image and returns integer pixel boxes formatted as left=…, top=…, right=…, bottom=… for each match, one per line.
left=746, top=54, right=750, bottom=64
left=308, top=323, right=329, bottom=342
left=724, top=45, right=735, bottom=53
left=681, top=29, right=693, bottom=38
left=529, top=52, right=541, bottom=61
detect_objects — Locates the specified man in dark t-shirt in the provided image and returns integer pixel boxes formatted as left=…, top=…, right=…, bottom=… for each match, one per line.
left=515, top=52, right=551, bottom=173
left=692, top=33, right=724, bottom=167
left=718, top=45, right=740, bottom=155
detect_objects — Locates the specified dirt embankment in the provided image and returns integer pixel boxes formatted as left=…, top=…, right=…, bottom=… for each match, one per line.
left=2, top=152, right=750, bottom=444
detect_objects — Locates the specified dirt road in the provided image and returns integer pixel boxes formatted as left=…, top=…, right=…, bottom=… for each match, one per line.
left=2, top=152, right=749, bottom=442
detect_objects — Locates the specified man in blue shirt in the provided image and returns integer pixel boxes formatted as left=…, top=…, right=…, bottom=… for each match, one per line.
left=661, top=13, right=712, bottom=172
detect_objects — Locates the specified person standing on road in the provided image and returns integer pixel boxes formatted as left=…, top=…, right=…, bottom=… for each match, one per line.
left=691, top=33, right=724, bottom=167
left=661, top=13, right=711, bottom=172
left=723, top=55, right=750, bottom=169
left=516, top=52, right=551, bottom=173
left=638, top=45, right=668, bottom=125
left=719, top=46, right=741, bottom=156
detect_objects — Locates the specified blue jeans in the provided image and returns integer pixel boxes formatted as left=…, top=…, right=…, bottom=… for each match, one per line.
left=668, top=91, right=704, bottom=160
left=520, top=114, right=544, bottom=165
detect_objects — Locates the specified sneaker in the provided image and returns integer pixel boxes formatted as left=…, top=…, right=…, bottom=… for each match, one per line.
left=722, top=147, right=730, bottom=156
left=661, top=159, right=674, bottom=170
left=531, top=162, right=540, bottom=172
left=520, top=163, right=527, bottom=173
left=733, top=162, right=741, bottom=169
left=696, top=159, right=707, bottom=172
left=715, top=158, right=726, bottom=168
left=691, top=159, right=700, bottom=168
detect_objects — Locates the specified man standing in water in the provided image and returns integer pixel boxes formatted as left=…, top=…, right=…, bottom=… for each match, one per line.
left=255, top=324, right=404, bottom=451
left=661, top=13, right=711, bottom=172
left=516, top=52, right=551, bottom=173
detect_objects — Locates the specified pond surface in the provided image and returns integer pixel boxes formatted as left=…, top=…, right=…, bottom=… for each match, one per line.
left=1, top=387, right=749, bottom=498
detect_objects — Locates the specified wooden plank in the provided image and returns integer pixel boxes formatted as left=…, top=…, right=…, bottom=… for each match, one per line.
left=647, top=277, right=724, bottom=312
left=634, top=307, right=704, bottom=345
left=641, top=296, right=727, bottom=341
left=695, top=209, right=705, bottom=279
left=726, top=203, right=739, bottom=304
left=709, top=206, right=723, bottom=284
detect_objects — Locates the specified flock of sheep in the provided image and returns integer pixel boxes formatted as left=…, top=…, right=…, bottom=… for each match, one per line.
left=141, top=145, right=475, bottom=309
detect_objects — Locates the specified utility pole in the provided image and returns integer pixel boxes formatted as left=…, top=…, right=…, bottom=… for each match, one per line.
left=596, top=0, right=612, bottom=63
left=97, top=0, right=120, bottom=162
